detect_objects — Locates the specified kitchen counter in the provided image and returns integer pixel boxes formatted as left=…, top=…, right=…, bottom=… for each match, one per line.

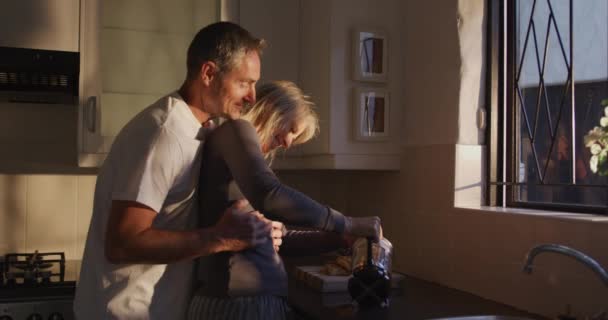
left=284, top=256, right=545, bottom=320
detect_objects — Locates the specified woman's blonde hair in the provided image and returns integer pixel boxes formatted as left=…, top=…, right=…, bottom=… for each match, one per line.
left=241, top=80, right=319, bottom=160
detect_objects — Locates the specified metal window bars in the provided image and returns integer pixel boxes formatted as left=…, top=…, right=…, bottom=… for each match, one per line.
left=487, top=0, right=608, bottom=213
left=514, top=0, right=575, bottom=185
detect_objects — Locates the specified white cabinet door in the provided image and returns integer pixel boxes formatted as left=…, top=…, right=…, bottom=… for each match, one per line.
left=0, top=0, right=80, bottom=52
left=78, top=0, right=104, bottom=166
left=78, top=0, right=219, bottom=167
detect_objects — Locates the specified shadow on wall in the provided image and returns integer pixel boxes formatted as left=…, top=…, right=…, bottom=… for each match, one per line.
left=401, top=0, right=461, bottom=146
left=0, top=1, right=52, bottom=48
left=454, top=145, right=485, bottom=207
left=0, top=175, right=25, bottom=254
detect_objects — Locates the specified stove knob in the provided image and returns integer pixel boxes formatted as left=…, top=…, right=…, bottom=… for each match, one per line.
left=26, top=314, right=43, bottom=320
left=48, top=313, right=64, bottom=320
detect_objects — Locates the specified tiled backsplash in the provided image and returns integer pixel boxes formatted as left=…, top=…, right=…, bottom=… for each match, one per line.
left=0, top=174, right=96, bottom=260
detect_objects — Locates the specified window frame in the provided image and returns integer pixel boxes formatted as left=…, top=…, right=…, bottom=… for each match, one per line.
left=486, top=0, right=608, bottom=215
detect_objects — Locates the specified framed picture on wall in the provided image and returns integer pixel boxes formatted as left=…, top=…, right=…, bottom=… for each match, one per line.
left=353, top=29, right=388, bottom=82
left=354, top=88, right=390, bottom=141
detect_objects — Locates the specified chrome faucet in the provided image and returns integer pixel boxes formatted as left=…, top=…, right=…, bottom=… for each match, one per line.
left=522, top=243, right=608, bottom=287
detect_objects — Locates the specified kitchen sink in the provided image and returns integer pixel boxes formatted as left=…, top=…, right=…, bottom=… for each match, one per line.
left=428, top=316, right=536, bottom=320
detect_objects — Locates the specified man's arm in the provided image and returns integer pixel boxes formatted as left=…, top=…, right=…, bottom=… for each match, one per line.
left=105, top=199, right=273, bottom=264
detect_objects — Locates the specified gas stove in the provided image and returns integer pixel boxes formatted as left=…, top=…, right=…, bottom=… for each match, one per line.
left=0, top=251, right=75, bottom=320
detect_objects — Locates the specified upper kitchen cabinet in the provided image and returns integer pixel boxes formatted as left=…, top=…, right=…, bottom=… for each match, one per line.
left=239, top=0, right=402, bottom=170
left=78, top=0, right=219, bottom=167
left=0, top=1, right=83, bottom=172
left=0, top=0, right=80, bottom=52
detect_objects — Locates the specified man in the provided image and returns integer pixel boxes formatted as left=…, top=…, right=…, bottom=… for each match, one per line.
left=74, top=22, right=276, bottom=320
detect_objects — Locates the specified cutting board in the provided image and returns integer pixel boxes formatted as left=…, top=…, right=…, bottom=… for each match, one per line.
left=294, top=265, right=404, bottom=293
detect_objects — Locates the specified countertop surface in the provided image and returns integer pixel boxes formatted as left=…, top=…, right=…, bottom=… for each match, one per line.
left=284, top=256, right=545, bottom=320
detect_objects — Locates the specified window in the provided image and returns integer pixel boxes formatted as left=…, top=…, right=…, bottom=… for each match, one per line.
left=488, top=0, right=608, bottom=214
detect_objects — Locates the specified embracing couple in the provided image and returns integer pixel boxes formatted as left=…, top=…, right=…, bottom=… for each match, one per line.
left=74, top=22, right=382, bottom=320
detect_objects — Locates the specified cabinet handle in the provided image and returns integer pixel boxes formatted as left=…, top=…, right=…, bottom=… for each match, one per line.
left=86, top=96, right=97, bottom=133
left=477, top=108, right=486, bottom=130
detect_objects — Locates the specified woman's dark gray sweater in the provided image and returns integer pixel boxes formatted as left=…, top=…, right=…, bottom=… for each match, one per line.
left=195, top=119, right=346, bottom=297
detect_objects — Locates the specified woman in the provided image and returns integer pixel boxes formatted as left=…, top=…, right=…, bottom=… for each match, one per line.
left=188, top=81, right=380, bottom=320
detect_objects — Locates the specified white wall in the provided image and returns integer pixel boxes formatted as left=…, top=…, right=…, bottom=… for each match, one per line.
left=400, top=0, right=461, bottom=146
left=458, top=0, right=487, bottom=146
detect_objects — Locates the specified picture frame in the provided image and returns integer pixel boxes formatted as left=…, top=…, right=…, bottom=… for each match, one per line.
left=354, top=88, right=390, bottom=141
left=352, top=29, right=388, bottom=82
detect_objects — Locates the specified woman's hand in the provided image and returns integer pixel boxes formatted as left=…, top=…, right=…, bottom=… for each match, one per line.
left=271, top=221, right=286, bottom=252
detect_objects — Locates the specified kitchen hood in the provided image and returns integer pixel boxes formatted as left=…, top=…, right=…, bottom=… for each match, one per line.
left=0, top=0, right=81, bottom=105
left=0, top=47, right=79, bottom=105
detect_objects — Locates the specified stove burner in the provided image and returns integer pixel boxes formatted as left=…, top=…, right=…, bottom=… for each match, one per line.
left=0, top=251, right=75, bottom=320
left=2, top=251, right=67, bottom=287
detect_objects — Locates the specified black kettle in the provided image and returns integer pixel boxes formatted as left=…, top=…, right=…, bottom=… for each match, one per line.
left=347, top=237, right=393, bottom=308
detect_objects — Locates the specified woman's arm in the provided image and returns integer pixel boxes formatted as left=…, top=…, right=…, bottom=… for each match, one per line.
left=208, top=119, right=346, bottom=233
left=279, top=227, right=351, bottom=256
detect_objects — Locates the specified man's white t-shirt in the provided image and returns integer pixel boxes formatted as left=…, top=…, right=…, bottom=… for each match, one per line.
left=74, top=92, right=206, bottom=320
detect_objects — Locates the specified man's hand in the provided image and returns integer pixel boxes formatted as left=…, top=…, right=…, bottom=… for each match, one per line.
left=212, top=200, right=273, bottom=252
left=344, top=216, right=383, bottom=240
left=249, top=212, right=285, bottom=252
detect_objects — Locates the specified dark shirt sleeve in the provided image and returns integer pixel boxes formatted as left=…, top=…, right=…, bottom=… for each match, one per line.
left=280, top=227, right=350, bottom=256
left=207, top=119, right=346, bottom=233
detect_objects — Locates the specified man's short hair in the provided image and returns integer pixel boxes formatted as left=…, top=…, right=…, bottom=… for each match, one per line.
left=186, top=22, right=265, bottom=79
